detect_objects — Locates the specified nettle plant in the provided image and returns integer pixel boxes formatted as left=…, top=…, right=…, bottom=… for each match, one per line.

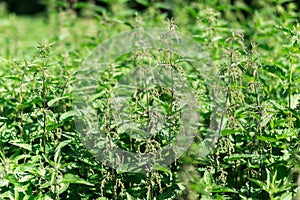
left=0, top=2, right=299, bottom=198
left=180, top=25, right=299, bottom=199
left=73, top=19, right=215, bottom=199
left=0, top=41, right=93, bottom=199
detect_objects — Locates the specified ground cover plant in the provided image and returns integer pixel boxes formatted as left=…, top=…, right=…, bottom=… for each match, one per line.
left=0, top=0, right=299, bottom=199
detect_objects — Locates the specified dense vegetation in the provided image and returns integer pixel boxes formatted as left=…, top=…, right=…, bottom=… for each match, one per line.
left=0, top=0, right=299, bottom=199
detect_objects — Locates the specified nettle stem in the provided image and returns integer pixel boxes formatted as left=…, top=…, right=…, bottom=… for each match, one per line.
left=42, top=55, right=47, bottom=154
left=289, top=56, right=294, bottom=145
left=37, top=41, right=52, bottom=154
left=250, top=48, right=264, bottom=199
left=19, top=63, right=26, bottom=136
left=169, top=49, right=174, bottom=147
left=246, top=42, right=265, bottom=199
left=104, top=66, right=117, bottom=200
left=143, top=53, right=154, bottom=200
left=288, top=56, right=293, bottom=110
left=57, top=59, right=70, bottom=142
left=215, top=38, right=233, bottom=183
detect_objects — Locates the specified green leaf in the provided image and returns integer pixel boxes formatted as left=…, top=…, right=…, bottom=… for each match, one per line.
left=47, top=96, right=69, bottom=107
left=221, top=129, right=237, bottom=136
left=0, top=116, right=7, bottom=121
left=275, top=25, right=295, bottom=36
left=60, top=174, right=94, bottom=186
left=290, top=94, right=300, bottom=109
left=261, top=113, right=274, bottom=127
left=154, top=2, right=172, bottom=10
left=257, top=135, right=277, bottom=143
left=0, top=191, right=14, bottom=200
left=4, top=174, right=22, bottom=188
left=211, top=185, right=237, bottom=193
left=40, top=181, right=50, bottom=189
left=9, top=140, right=32, bottom=151
left=57, top=183, right=70, bottom=195
left=269, top=100, right=286, bottom=111
left=5, top=76, right=22, bottom=81
left=136, top=0, right=149, bottom=6
left=279, top=191, right=293, bottom=200
left=224, top=154, right=253, bottom=162
left=10, top=154, right=31, bottom=163
left=59, top=110, right=77, bottom=122
left=54, top=140, right=71, bottom=164
left=152, top=165, right=171, bottom=174
left=262, top=64, right=286, bottom=78
left=118, top=123, right=148, bottom=139
left=248, top=178, right=268, bottom=191
left=33, top=193, right=53, bottom=200
left=15, top=163, right=37, bottom=174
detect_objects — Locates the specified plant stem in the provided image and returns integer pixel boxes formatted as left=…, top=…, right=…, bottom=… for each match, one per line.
left=289, top=56, right=293, bottom=145
left=19, top=63, right=25, bottom=136
left=42, top=54, right=47, bottom=154
left=169, top=51, right=174, bottom=148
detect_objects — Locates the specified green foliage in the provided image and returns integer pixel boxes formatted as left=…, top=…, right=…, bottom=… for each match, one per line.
left=0, top=0, right=299, bottom=199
